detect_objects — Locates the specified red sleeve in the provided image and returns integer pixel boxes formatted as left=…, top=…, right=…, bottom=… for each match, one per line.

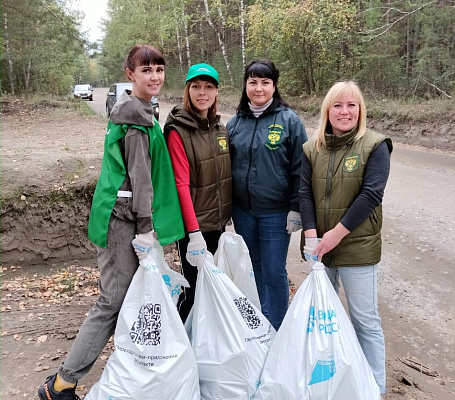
left=167, top=129, right=199, bottom=232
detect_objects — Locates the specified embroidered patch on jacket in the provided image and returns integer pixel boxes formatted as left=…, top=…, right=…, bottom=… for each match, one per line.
left=343, top=154, right=360, bottom=172
left=216, top=134, right=229, bottom=152
left=265, top=123, right=284, bottom=150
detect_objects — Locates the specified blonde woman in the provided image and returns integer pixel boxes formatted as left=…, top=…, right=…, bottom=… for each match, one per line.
left=299, top=81, right=393, bottom=397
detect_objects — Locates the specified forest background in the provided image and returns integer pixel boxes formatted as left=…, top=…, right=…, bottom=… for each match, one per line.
left=1, top=0, right=455, bottom=119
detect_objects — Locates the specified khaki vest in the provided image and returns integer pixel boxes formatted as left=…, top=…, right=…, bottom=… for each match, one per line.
left=166, top=115, right=232, bottom=232
left=303, top=129, right=391, bottom=267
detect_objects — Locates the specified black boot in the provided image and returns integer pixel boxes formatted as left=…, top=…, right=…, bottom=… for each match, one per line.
left=37, top=374, right=80, bottom=400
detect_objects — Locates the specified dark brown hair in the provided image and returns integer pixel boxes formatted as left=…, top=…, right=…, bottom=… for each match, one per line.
left=124, top=45, right=166, bottom=72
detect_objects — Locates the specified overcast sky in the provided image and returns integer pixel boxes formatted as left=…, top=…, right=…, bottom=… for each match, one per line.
left=74, top=0, right=108, bottom=43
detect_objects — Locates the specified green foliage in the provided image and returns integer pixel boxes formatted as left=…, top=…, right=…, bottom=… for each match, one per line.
left=356, top=0, right=455, bottom=98
left=2, top=0, right=453, bottom=100
left=247, top=0, right=358, bottom=95
left=1, top=0, right=88, bottom=96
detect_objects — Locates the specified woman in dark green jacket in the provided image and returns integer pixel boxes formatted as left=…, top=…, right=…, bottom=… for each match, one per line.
left=299, top=81, right=392, bottom=397
left=164, top=64, right=232, bottom=323
left=227, top=59, right=307, bottom=330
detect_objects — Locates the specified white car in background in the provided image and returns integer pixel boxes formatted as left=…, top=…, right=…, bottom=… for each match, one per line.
left=73, top=84, right=93, bottom=101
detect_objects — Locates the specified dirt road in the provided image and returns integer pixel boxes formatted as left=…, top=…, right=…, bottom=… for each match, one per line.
left=1, top=89, right=454, bottom=399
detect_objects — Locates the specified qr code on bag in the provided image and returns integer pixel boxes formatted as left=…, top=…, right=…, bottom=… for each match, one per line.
left=234, top=297, right=261, bottom=330
left=130, top=303, right=162, bottom=345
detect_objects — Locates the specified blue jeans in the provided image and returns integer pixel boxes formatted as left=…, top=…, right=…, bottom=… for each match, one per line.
left=325, top=265, right=386, bottom=395
left=232, top=205, right=291, bottom=330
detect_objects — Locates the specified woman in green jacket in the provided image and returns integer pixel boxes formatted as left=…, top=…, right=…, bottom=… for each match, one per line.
left=38, top=44, right=183, bottom=400
left=299, top=81, right=393, bottom=397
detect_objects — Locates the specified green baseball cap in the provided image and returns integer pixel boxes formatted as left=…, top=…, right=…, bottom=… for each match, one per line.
left=185, top=63, right=220, bottom=85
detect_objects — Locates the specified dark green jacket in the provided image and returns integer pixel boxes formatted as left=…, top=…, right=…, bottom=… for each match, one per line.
left=164, top=106, right=232, bottom=232
left=303, top=128, right=392, bottom=267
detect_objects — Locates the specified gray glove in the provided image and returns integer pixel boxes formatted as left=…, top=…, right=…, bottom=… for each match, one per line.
left=303, top=237, right=320, bottom=271
left=186, top=230, right=207, bottom=269
left=132, top=231, right=156, bottom=261
left=286, top=211, right=302, bottom=234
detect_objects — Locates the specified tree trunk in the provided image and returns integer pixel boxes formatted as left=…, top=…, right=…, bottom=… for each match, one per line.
left=24, top=37, right=36, bottom=99
left=308, top=44, right=316, bottom=94
left=3, top=12, right=15, bottom=95
left=182, top=8, right=191, bottom=67
left=239, top=0, right=246, bottom=70
left=172, top=1, right=183, bottom=71
left=406, top=17, right=411, bottom=83
left=450, top=25, right=455, bottom=57
left=202, top=0, right=235, bottom=85
left=175, top=26, right=183, bottom=70
left=411, top=21, right=421, bottom=79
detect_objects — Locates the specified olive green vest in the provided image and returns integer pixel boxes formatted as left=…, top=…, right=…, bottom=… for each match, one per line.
left=165, top=113, right=232, bottom=232
left=302, top=129, right=391, bottom=267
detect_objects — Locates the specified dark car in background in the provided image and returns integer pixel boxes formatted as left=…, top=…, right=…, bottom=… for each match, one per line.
left=73, top=84, right=93, bottom=101
left=106, top=82, right=159, bottom=120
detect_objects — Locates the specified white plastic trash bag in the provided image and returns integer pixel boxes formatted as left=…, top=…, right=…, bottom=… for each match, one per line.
left=192, top=257, right=275, bottom=400
left=253, top=262, right=381, bottom=400
left=86, top=252, right=200, bottom=400
left=152, top=239, right=190, bottom=305
left=213, top=231, right=261, bottom=310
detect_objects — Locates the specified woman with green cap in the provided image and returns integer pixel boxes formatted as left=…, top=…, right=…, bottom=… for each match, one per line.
left=164, top=63, right=232, bottom=322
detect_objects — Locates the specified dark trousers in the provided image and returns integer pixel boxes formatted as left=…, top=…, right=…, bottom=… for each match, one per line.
left=176, top=229, right=224, bottom=323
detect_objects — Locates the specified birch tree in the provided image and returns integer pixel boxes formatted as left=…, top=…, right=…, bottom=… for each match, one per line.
left=202, top=0, right=235, bottom=85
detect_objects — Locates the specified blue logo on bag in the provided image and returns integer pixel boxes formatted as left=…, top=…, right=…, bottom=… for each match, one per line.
left=162, top=274, right=171, bottom=287
left=171, top=285, right=180, bottom=297
left=307, top=306, right=316, bottom=332
left=309, top=351, right=337, bottom=385
left=307, top=306, right=338, bottom=334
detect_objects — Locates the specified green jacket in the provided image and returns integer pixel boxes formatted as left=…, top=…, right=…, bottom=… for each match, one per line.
left=303, top=128, right=391, bottom=267
left=164, top=106, right=232, bottom=232
left=88, top=120, right=184, bottom=247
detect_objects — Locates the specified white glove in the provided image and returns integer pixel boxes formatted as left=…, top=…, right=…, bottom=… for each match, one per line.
left=186, top=230, right=207, bottom=269
left=286, top=211, right=302, bottom=234
left=132, top=231, right=156, bottom=261
left=303, top=237, right=320, bottom=271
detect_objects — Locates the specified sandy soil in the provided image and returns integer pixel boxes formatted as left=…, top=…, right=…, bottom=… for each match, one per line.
left=1, top=93, right=455, bottom=399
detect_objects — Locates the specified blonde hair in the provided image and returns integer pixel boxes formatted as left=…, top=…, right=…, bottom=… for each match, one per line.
left=314, top=81, right=367, bottom=151
left=183, top=79, right=218, bottom=121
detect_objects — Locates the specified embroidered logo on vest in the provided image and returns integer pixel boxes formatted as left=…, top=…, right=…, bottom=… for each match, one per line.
left=265, top=123, right=284, bottom=150
left=343, top=154, right=360, bottom=172
left=217, top=134, right=229, bottom=152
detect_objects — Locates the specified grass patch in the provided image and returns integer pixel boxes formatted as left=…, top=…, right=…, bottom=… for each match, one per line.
left=67, top=98, right=98, bottom=117
left=1, top=94, right=98, bottom=117
left=367, top=98, right=455, bottom=124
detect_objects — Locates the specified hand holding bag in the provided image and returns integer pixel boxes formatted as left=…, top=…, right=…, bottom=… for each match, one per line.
left=192, top=256, right=275, bottom=400
left=86, top=249, right=200, bottom=400
left=253, top=262, right=381, bottom=400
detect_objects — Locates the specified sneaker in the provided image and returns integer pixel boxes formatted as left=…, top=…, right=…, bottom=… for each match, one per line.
left=38, top=374, right=80, bottom=400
